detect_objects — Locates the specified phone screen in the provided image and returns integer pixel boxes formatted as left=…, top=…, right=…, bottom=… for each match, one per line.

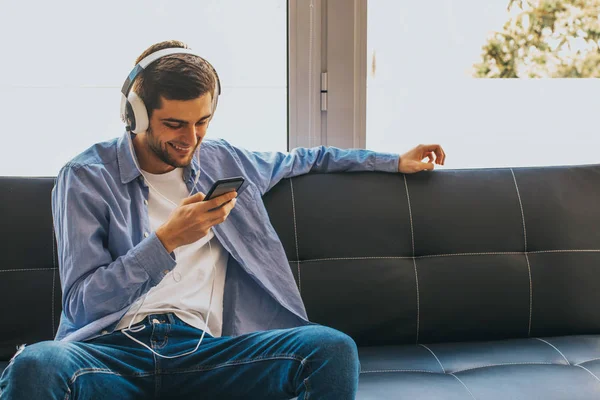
left=204, top=178, right=245, bottom=201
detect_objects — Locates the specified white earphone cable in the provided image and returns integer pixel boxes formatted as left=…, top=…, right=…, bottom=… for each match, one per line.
left=121, top=131, right=217, bottom=359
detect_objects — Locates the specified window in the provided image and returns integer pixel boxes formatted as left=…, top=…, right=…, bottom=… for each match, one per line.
left=0, top=0, right=287, bottom=176
left=366, top=0, right=600, bottom=168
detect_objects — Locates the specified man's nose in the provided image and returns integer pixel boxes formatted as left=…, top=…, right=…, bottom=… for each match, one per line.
left=184, top=125, right=199, bottom=142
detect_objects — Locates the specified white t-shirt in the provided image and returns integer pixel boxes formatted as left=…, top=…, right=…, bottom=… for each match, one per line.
left=116, top=167, right=228, bottom=337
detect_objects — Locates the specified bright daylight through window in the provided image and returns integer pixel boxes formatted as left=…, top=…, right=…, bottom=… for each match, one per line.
left=367, top=0, right=600, bottom=169
left=0, top=0, right=286, bottom=176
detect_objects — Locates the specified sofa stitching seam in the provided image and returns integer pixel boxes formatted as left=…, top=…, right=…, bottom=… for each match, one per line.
left=419, top=344, right=446, bottom=373
left=454, top=361, right=556, bottom=373
left=575, top=364, right=600, bottom=383
left=290, top=178, right=301, bottom=295
left=511, top=168, right=533, bottom=337
left=0, top=268, right=59, bottom=272
left=450, top=373, right=477, bottom=400
left=360, top=369, right=436, bottom=374
left=286, top=249, right=600, bottom=264
left=575, top=357, right=600, bottom=366
left=404, top=175, right=419, bottom=344
left=534, top=338, right=570, bottom=365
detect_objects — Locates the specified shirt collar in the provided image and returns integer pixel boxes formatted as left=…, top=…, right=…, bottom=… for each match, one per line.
left=116, top=131, right=200, bottom=185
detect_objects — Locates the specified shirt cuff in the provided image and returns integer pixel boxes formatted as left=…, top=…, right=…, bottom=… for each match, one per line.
left=375, top=152, right=400, bottom=173
left=131, top=232, right=177, bottom=285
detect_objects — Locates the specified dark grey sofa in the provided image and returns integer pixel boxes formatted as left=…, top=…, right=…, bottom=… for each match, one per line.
left=2, top=165, right=600, bottom=399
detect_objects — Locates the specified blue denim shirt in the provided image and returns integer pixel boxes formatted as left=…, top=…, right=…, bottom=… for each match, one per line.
left=51, top=132, right=400, bottom=342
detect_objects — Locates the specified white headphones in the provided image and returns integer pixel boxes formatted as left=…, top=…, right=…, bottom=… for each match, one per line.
left=120, top=47, right=222, bottom=134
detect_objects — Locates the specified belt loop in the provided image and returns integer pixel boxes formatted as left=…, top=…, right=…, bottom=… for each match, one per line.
left=147, top=314, right=161, bottom=324
left=166, top=313, right=176, bottom=325
left=146, top=313, right=176, bottom=324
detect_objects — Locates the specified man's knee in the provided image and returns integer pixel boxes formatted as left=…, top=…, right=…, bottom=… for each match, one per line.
left=4, top=341, right=76, bottom=382
left=302, top=325, right=359, bottom=363
left=0, top=341, right=80, bottom=399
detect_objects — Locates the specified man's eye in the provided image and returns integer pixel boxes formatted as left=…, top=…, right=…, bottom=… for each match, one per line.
left=196, top=120, right=208, bottom=126
left=165, top=124, right=181, bottom=129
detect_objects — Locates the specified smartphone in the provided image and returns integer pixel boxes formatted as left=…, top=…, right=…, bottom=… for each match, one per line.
left=204, top=177, right=245, bottom=202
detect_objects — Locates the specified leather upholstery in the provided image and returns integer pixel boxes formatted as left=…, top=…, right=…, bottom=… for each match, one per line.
left=2, top=165, right=600, bottom=398
left=263, top=167, right=600, bottom=346
left=0, top=177, right=61, bottom=360
left=356, top=335, right=600, bottom=399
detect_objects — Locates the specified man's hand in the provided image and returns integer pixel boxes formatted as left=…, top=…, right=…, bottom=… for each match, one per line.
left=155, top=191, right=238, bottom=253
left=398, top=144, right=446, bottom=174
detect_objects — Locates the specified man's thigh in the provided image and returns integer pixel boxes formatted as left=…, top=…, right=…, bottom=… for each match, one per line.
left=158, top=324, right=333, bottom=399
left=1, top=329, right=155, bottom=400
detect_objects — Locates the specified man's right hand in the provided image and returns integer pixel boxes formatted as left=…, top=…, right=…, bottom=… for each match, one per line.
left=155, top=191, right=238, bottom=253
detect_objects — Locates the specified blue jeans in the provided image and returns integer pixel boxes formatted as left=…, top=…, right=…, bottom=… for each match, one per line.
left=0, top=313, right=359, bottom=399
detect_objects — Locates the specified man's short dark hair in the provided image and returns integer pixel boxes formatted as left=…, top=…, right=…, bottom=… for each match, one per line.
left=133, top=40, right=216, bottom=118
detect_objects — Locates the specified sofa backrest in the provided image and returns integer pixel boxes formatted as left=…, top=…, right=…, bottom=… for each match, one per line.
left=262, top=166, right=600, bottom=346
left=1, top=165, right=600, bottom=359
left=0, top=177, right=61, bottom=360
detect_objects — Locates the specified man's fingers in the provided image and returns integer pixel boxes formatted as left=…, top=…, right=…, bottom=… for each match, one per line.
left=435, top=146, right=446, bottom=165
left=437, top=147, right=446, bottom=165
left=422, top=162, right=435, bottom=171
left=423, top=151, right=435, bottom=163
left=204, top=191, right=238, bottom=211
left=420, top=144, right=440, bottom=151
left=410, top=160, right=435, bottom=172
left=420, top=144, right=445, bottom=166
left=206, top=198, right=237, bottom=225
left=182, top=191, right=206, bottom=205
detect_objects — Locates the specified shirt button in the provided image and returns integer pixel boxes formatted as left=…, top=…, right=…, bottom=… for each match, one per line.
left=144, top=199, right=148, bottom=206
left=163, top=269, right=170, bottom=275
left=101, top=330, right=109, bottom=335
left=144, top=232, right=149, bottom=238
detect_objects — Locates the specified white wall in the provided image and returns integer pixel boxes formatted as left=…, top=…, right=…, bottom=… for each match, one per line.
left=0, top=0, right=287, bottom=176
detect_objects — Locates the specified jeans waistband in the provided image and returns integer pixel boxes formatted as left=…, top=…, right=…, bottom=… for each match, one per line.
left=140, top=312, right=212, bottom=338
left=145, top=312, right=178, bottom=325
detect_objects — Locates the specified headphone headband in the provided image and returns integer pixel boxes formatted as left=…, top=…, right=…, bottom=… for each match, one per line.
left=120, top=47, right=221, bottom=133
left=121, top=48, right=221, bottom=97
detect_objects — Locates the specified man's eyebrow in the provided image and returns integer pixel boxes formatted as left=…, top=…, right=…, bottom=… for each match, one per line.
left=160, top=114, right=212, bottom=124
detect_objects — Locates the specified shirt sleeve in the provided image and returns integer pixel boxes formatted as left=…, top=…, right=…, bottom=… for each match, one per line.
left=52, top=165, right=176, bottom=328
left=223, top=140, right=400, bottom=195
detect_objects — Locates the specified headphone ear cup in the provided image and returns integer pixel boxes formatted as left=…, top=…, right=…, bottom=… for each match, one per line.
left=211, top=86, right=219, bottom=116
left=128, top=91, right=149, bottom=133
left=124, top=101, right=136, bottom=132
left=206, top=60, right=221, bottom=117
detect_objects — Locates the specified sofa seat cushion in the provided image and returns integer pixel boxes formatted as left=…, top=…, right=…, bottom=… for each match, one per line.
left=357, top=335, right=600, bottom=399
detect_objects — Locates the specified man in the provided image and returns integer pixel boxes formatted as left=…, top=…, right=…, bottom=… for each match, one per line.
left=0, top=40, right=445, bottom=399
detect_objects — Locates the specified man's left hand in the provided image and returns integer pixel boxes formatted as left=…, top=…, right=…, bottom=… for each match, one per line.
left=398, top=144, right=446, bottom=174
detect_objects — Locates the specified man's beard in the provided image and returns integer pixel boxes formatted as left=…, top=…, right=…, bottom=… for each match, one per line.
left=146, top=126, right=199, bottom=169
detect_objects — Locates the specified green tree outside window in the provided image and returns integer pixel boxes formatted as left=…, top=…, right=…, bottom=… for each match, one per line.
left=474, top=0, right=600, bottom=78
